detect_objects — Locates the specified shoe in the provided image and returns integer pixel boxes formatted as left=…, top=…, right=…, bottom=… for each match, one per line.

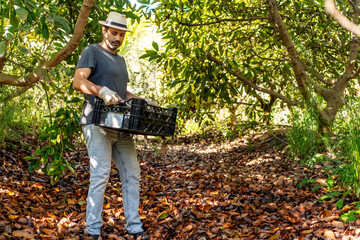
left=130, top=231, right=149, bottom=240
left=88, top=234, right=101, bottom=240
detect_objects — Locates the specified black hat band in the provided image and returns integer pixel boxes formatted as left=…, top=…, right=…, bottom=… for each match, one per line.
left=105, top=20, right=127, bottom=29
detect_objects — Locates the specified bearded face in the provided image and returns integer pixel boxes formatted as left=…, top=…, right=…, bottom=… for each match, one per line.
left=102, top=26, right=126, bottom=51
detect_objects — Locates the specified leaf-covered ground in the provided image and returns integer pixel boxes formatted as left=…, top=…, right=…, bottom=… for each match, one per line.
left=1, top=132, right=360, bottom=239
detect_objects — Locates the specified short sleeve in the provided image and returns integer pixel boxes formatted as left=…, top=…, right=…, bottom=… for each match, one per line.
left=76, top=46, right=96, bottom=70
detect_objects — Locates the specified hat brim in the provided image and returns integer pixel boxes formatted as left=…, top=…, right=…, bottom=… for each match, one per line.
left=99, top=21, right=132, bottom=32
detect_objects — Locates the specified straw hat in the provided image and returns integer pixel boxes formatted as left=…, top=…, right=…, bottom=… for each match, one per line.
left=99, top=12, right=132, bottom=32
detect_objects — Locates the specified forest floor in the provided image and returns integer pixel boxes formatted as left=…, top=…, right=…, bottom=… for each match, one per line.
left=1, top=130, right=360, bottom=240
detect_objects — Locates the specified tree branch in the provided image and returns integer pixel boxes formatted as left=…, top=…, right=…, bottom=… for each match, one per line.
left=301, top=62, right=335, bottom=86
left=4, top=85, right=34, bottom=101
left=206, top=53, right=295, bottom=106
left=266, top=0, right=337, bottom=108
left=325, top=0, right=360, bottom=37
left=44, top=0, right=94, bottom=68
left=335, top=37, right=360, bottom=91
left=0, top=68, right=44, bottom=87
left=296, top=12, right=323, bottom=36
left=0, top=56, right=5, bottom=71
left=266, top=0, right=310, bottom=102
left=4, top=57, right=28, bottom=69
left=323, top=0, right=360, bottom=89
left=0, top=73, right=21, bottom=85
left=0, top=0, right=94, bottom=90
left=249, top=40, right=289, bottom=62
left=334, top=0, right=360, bottom=92
left=178, top=17, right=268, bottom=27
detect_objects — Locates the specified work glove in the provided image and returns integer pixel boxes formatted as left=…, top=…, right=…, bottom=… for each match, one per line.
left=98, top=86, right=122, bottom=105
left=145, top=98, right=158, bottom=107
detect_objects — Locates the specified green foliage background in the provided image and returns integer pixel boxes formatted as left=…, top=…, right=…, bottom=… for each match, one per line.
left=2, top=0, right=360, bottom=207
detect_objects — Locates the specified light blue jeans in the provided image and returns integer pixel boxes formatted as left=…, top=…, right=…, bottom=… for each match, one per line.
left=83, top=124, right=143, bottom=235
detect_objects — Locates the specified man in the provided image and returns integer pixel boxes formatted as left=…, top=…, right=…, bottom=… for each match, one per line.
left=73, top=12, right=149, bottom=240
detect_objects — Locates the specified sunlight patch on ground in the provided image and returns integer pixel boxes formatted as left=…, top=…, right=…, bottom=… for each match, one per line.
left=0, top=187, right=19, bottom=196
left=246, top=157, right=274, bottom=166
left=171, top=137, right=249, bottom=155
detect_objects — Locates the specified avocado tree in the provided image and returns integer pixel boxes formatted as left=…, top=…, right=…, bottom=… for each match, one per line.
left=141, top=0, right=360, bottom=133
left=0, top=0, right=140, bottom=100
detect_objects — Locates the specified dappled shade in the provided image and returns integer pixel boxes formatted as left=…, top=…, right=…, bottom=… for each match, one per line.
left=0, top=133, right=359, bottom=239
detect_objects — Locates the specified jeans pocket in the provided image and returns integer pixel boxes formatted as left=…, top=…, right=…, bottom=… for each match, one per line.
left=83, top=124, right=94, bottom=146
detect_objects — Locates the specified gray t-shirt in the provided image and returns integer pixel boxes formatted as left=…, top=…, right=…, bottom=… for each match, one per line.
left=76, top=44, right=129, bottom=125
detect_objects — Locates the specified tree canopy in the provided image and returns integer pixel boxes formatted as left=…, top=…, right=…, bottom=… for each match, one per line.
left=2, top=0, right=360, bottom=133
left=141, top=0, right=360, bottom=132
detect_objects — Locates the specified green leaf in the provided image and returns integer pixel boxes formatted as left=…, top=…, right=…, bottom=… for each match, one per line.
left=123, top=11, right=140, bottom=20
left=14, top=5, right=28, bottom=21
left=17, top=25, right=32, bottom=31
left=311, top=185, right=320, bottom=192
left=66, top=97, right=82, bottom=103
left=5, top=24, right=15, bottom=33
left=77, top=201, right=87, bottom=206
left=25, top=0, right=37, bottom=10
left=157, top=212, right=168, bottom=220
left=0, top=41, right=6, bottom=54
left=318, top=194, right=333, bottom=201
left=138, top=0, right=150, bottom=4
left=66, top=164, right=75, bottom=175
left=42, top=23, right=49, bottom=39
left=18, top=46, right=29, bottom=54
left=52, top=15, right=71, bottom=33
left=340, top=211, right=358, bottom=223
left=10, top=15, right=19, bottom=28
left=139, top=50, right=157, bottom=59
left=336, top=199, right=344, bottom=209
left=356, top=188, right=360, bottom=198
left=152, top=41, right=159, bottom=51
left=28, top=159, right=41, bottom=172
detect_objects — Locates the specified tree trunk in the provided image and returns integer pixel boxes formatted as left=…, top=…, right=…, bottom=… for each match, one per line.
left=318, top=91, right=345, bottom=133
left=267, top=0, right=360, bottom=134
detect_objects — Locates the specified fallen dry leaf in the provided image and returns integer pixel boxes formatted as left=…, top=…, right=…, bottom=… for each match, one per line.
left=301, top=229, right=313, bottom=235
left=319, top=215, right=339, bottom=222
left=1, top=132, right=360, bottom=239
left=12, top=230, right=34, bottom=239
left=331, top=221, right=345, bottom=229
left=324, top=229, right=336, bottom=240
left=42, top=228, right=54, bottom=235
left=182, top=224, right=193, bottom=232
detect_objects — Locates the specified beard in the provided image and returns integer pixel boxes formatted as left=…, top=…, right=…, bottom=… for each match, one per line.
left=105, top=38, right=121, bottom=50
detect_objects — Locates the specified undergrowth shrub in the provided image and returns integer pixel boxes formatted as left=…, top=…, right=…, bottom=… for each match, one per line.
left=0, top=94, right=44, bottom=146
left=286, top=97, right=360, bottom=223
left=26, top=97, right=82, bottom=184
left=0, top=102, right=17, bottom=145
left=287, top=106, right=325, bottom=164
left=332, top=98, right=360, bottom=194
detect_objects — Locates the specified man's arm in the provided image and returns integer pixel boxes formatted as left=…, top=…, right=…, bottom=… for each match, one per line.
left=73, top=67, right=123, bottom=105
left=126, top=90, right=144, bottom=100
left=73, top=67, right=102, bottom=96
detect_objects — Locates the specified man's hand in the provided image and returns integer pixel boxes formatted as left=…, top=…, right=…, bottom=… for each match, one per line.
left=98, top=86, right=122, bottom=105
left=145, top=98, right=158, bottom=107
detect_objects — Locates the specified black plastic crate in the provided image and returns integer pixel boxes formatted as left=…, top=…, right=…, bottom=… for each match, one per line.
left=92, top=97, right=177, bottom=136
